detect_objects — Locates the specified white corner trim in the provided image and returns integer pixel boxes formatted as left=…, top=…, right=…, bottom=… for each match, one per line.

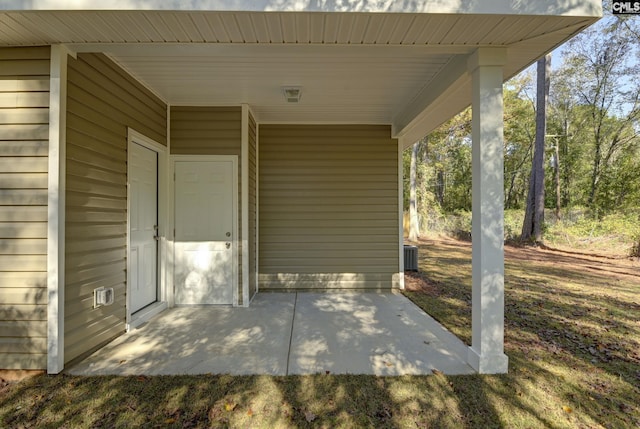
left=253, top=111, right=259, bottom=294
left=125, top=180, right=131, bottom=327
left=241, top=104, right=250, bottom=307
left=47, top=45, right=72, bottom=374
left=397, top=138, right=405, bottom=290
left=165, top=105, right=173, bottom=307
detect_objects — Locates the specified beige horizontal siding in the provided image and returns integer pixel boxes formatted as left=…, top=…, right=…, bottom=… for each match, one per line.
left=65, top=53, right=167, bottom=364
left=0, top=320, right=46, bottom=337
left=0, top=107, right=49, bottom=124
left=0, top=93, right=50, bottom=109
left=261, top=273, right=395, bottom=290
left=248, top=112, right=257, bottom=298
left=259, top=125, right=399, bottom=290
left=0, top=287, right=47, bottom=305
left=0, top=46, right=49, bottom=370
left=0, top=337, right=47, bottom=353
left=170, top=106, right=244, bottom=304
left=0, top=156, right=48, bottom=173
left=170, top=106, right=241, bottom=155
left=0, top=140, right=48, bottom=156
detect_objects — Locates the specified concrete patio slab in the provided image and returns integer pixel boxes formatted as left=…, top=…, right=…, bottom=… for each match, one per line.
left=288, top=292, right=474, bottom=375
left=67, top=292, right=474, bottom=376
left=68, top=293, right=295, bottom=376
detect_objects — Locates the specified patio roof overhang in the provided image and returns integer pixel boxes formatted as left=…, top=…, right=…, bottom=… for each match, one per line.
left=0, top=1, right=602, bottom=147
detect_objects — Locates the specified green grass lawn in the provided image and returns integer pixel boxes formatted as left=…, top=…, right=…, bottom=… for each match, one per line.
left=1, top=238, right=639, bottom=428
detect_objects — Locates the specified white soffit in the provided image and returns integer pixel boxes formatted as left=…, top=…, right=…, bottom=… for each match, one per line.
left=0, top=4, right=602, bottom=143
left=89, top=43, right=466, bottom=125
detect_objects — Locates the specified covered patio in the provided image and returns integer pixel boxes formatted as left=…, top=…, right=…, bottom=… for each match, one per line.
left=67, top=292, right=473, bottom=376
left=0, top=1, right=602, bottom=376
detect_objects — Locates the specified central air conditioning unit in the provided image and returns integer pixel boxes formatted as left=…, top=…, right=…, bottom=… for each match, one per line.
left=404, top=245, right=418, bottom=271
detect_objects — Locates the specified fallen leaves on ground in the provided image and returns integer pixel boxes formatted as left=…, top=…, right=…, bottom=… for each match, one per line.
left=304, top=410, right=316, bottom=422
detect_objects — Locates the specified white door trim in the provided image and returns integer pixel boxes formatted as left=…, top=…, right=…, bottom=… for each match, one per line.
left=126, top=129, right=168, bottom=330
left=170, top=155, right=239, bottom=307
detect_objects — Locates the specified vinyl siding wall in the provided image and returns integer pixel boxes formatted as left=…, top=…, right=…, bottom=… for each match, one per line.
left=65, top=53, right=167, bottom=364
left=259, top=125, right=399, bottom=290
left=248, top=112, right=257, bottom=299
left=170, top=106, right=245, bottom=303
left=0, top=46, right=50, bottom=370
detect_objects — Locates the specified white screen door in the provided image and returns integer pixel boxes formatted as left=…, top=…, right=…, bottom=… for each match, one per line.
left=130, top=142, right=158, bottom=313
left=174, top=160, right=235, bottom=305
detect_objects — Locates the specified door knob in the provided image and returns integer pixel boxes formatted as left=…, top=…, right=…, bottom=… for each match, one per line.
left=226, top=232, right=231, bottom=237
left=225, top=242, right=231, bottom=249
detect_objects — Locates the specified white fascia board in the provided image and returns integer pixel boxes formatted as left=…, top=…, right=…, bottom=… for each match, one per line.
left=393, top=54, right=469, bottom=145
left=394, top=48, right=509, bottom=148
left=68, top=43, right=471, bottom=57
left=3, top=0, right=602, bottom=15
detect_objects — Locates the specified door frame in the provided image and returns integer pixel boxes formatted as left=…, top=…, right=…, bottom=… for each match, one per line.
left=126, top=128, right=168, bottom=330
left=170, top=155, right=239, bottom=307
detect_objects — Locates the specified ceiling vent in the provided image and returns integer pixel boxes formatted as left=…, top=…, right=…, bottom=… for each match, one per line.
left=282, top=86, right=302, bottom=103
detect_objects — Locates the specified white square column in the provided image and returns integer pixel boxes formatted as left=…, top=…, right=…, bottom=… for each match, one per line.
left=467, top=48, right=509, bottom=374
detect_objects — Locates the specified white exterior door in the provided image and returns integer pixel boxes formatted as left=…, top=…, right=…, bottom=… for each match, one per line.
left=130, top=143, right=158, bottom=313
left=174, top=160, right=235, bottom=305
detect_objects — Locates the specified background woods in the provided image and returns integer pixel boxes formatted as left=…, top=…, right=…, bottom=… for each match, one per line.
left=404, top=12, right=640, bottom=256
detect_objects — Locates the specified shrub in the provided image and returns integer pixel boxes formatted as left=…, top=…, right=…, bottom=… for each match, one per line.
left=631, top=237, right=640, bottom=258
left=504, top=209, right=525, bottom=241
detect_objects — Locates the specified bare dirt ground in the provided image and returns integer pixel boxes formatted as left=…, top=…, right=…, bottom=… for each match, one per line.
left=404, top=236, right=639, bottom=293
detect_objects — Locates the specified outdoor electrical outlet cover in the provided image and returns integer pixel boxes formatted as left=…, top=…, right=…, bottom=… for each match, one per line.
left=94, top=287, right=115, bottom=307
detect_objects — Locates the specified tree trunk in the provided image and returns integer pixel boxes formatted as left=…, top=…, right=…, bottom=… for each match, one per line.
left=436, top=169, right=445, bottom=206
left=409, top=142, right=420, bottom=241
left=554, top=137, right=561, bottom=220
left=588, top=139, right=602, bottom=209
left=521, top=54, right=551, bottom=243
left=560, top=120, right=571, bottom=208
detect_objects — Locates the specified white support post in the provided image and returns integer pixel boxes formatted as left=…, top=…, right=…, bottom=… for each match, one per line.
left=467, top=48, right=509, bottom=374
left=47, top=45, right=74, bottom=374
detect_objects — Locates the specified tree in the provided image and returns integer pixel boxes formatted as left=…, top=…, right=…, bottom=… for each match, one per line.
left=521, top=54, right=551, bottom=243
left=561, top=21, right=640, bottom=215
left=504, top=77, right=536, bottom=210
left=409, top=140, right=420, bottom=241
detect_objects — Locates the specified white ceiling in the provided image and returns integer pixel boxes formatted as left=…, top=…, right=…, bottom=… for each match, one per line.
left=94, top=44, right=462, bottom=124
left=0, top=7, right=602, bottom=145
